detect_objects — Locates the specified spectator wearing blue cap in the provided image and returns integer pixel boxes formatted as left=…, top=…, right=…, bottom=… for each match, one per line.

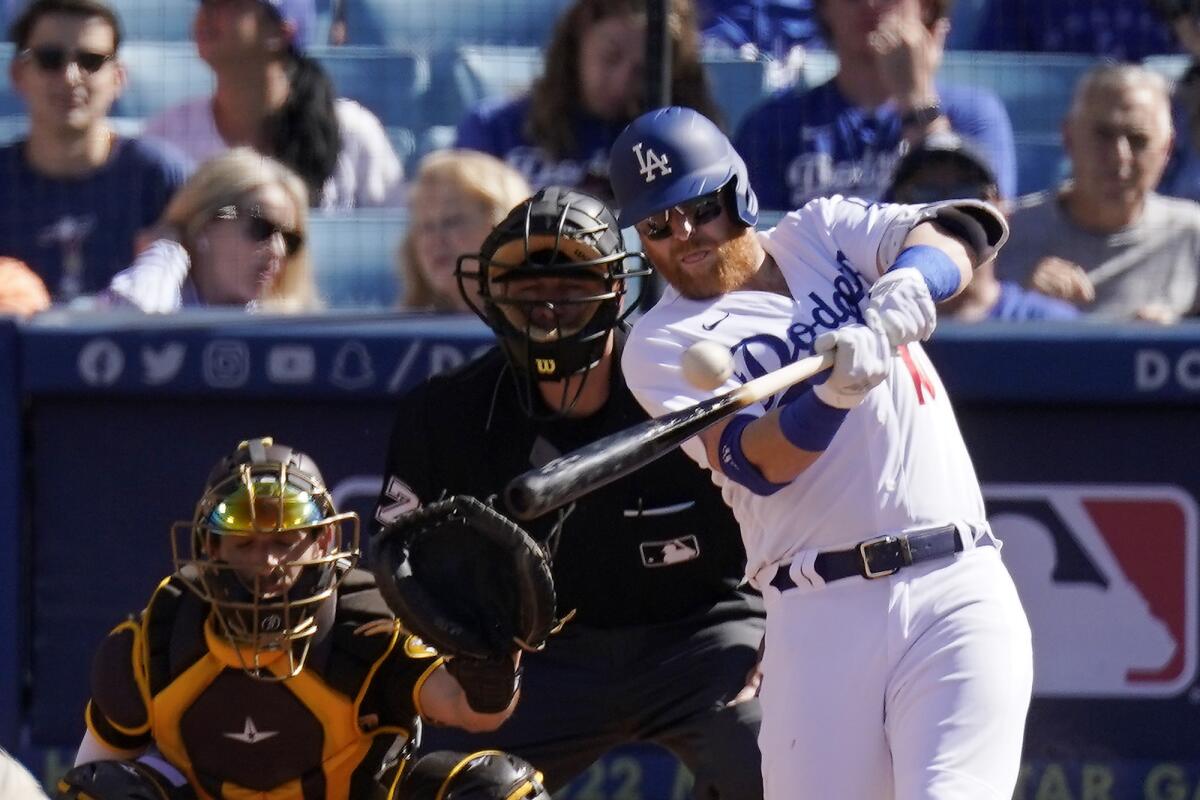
left=142, top=0, right=402, bottom=209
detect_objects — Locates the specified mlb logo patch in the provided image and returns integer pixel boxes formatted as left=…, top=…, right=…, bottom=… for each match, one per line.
left=986, top=484, right=1197, bottom=698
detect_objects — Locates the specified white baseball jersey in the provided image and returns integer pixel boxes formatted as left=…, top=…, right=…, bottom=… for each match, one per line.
left=623, top=196, right=988, bottom=586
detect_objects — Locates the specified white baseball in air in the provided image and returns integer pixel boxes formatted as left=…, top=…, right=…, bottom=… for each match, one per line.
left=681, top=340, right=734, bottom=391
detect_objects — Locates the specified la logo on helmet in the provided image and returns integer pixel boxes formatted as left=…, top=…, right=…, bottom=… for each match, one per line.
left=633, top=142, right=672, bottom=183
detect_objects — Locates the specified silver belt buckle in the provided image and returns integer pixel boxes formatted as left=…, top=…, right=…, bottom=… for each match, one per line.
left=858, top=535, right=901, bottom=579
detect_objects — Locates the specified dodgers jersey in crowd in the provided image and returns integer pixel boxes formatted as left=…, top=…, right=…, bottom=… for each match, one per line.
left=622, top=197, right=988, bottom=586
left=733, top=82, right=1016, bottom=209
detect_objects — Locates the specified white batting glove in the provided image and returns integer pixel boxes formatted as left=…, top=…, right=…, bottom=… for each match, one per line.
left=811, top=309, right=892, bottom=409
left=868, top=267, right=937, bottom=348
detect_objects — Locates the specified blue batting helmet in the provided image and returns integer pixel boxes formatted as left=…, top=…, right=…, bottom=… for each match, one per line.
left=609, top=106, right=758, bottom=229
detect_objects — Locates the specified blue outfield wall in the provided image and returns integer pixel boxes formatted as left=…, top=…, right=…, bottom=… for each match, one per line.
left=4, top=313, right=1200, bottom=798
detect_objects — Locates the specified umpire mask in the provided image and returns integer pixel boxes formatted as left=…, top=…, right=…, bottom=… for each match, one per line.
left=171, top=437, right=360, bottom=680
left=456, top=186, right=649, bottom=416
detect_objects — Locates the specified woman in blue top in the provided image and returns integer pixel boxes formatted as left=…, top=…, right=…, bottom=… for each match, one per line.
left=456, top=0, right=721, bottom=202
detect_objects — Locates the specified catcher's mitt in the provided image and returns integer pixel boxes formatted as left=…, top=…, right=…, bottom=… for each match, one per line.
left=372, top=495, right=558, bottom=661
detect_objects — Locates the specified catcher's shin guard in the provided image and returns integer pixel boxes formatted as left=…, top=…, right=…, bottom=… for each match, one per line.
left=393, top=750, right=549, bottom=800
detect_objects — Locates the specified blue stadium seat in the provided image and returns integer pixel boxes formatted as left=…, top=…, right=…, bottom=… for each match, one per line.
left=343, top=0, right=571, bottom=48
left=945, top=0, right=990, bottom=50
left=308, top=211, right=406, bottom=308
left=107, top=0, right=195, bottom=41
left=1014, top=134, right=1067, bottom=196
left=387, top=126, right=418, bottom=169
left=0, top=115, right=26, bottom=145
left=705, top=57, right=768, bottom=132
left=311, top=46, right=429, bottom=129
left=422, top=45, right=541, bottom=127
left=938, top=52, right=1094, bottom=138
left=112, top=42, right=211, bottom=120
left=0, top=44, right=23, bottom=117
left=411, top=124, right=456, bottom=173
left=1145, top=54, right=1190, bottom=85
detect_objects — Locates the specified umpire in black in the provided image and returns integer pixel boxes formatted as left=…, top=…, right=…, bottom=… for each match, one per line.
left=373, top=186, right=765, bottom=798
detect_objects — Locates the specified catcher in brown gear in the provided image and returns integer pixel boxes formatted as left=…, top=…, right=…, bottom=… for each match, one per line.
left=59, top=437, right=548, bottom=800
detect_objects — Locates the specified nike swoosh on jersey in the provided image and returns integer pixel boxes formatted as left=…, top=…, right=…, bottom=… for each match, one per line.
left=702, top=313, right=730, bottom=331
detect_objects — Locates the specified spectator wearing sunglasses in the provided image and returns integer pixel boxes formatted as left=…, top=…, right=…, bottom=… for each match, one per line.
left=886, top=132, right=1078, bottom=322
left=100, top=148, right=319, bottom=312
left=0, top=0, right=189, bottom=303
left=142, top=0, right=402, bottom=210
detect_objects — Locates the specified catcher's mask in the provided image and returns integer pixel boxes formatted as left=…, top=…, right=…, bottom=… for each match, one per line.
left=456, top=186, right=649, bottom=416
left=171, top=437, right=360, bottom=680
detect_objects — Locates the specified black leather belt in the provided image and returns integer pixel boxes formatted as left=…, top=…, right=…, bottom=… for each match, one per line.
left=770, top=524, right=988, bottom=591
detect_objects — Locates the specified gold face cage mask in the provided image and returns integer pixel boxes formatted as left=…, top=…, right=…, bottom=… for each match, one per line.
left=171, top=440, right=360, bottom=680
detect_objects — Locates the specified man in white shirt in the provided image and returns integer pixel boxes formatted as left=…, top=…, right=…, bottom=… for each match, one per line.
left=611, top=106, right=1032, bottom=800
left=996, top=63, right=1200, bottom=322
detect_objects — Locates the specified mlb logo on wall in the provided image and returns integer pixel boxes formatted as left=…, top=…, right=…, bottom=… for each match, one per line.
left=986, top=484, right=1197, bottom=698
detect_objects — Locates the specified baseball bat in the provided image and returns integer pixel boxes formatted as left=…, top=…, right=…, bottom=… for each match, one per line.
left=504, top=351, right=834, bottom=521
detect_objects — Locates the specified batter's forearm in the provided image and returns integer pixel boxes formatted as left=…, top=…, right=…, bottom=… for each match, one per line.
left=901, top=222, right=975, bottom=289
left=743, top=410, right=825, bottom=483
left=701, top=408, right=827, bottom=488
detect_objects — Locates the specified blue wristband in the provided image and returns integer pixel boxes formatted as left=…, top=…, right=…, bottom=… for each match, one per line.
left=888, top=244, right=961, bottom=301
left=778, top=390, right=850, bottom=453
left=717, top=414, right=789, bottom=496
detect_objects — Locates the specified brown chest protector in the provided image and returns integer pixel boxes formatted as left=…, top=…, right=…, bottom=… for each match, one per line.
left=140, top=569, right=414, bottom=800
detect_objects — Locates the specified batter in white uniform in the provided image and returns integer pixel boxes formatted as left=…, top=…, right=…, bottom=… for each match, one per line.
left=610, top=107, right=1033, bottom=800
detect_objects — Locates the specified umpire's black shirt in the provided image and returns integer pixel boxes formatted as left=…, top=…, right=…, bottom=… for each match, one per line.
left=374, top=333, right=752, bottom=628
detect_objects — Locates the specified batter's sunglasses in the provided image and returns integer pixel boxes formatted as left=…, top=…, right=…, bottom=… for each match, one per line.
left=19, top=46, right=114, bottom=74
left=214, top=205, right=305, bottom=256
left=637, top=191, right=725, bottom=241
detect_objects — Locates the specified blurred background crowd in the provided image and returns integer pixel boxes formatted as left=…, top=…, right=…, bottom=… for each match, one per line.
left=0, top=0, right=1197, bottom=323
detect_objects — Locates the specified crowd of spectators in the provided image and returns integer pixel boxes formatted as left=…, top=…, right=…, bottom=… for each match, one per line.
left=0, top=0, right=1196, bottom=322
